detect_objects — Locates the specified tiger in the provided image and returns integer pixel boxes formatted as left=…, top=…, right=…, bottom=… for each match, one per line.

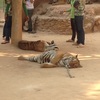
left=18, top=40, right=57, bottom=52
left=18, top=42, right=82, bottom=78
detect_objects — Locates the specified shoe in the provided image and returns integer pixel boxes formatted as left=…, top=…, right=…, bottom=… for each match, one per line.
left=24, top=30, right=30, bottom=32
left=1, top=40, right=9, bottom=44
left=24, top=29, right=32, bottom=32
left=66, top=39, right=74, bottom=42
left=28, top=31, right=36, bottom=34
left=77, top=44, right=84, bottom=48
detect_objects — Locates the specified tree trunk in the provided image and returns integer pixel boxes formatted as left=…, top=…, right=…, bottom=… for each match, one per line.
left=11, top=0, right=22, bottom=46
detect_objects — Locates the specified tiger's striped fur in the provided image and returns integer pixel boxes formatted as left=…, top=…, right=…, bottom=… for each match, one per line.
left=18, top=40, right=57, bottom=52
left=18, top=42, right=82, bottom=78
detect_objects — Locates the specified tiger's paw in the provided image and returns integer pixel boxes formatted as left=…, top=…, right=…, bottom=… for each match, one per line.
left=18, top=56, right=25, bottom=60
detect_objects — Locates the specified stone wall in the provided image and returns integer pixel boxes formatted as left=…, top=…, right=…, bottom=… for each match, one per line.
left=27, top=3, right=100, bottom=34
left=31, top=2, right=100, bottom=34
left=34, top=0, right=100, bottom=7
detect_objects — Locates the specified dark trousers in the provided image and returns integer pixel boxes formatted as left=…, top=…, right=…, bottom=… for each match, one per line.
left=3, top=21, right=7, bottom=38
left=75, top=16, right=85, bottom=45
left=28, top=9, right=34, bottom=31
left=70, top=18, right=76, bottom=41
left=3, top=16, right=12, bottom=41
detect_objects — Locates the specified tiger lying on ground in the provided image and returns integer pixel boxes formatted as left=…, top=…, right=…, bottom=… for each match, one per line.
left=18, top=41, right=82, bottom=78
left=18, top=40, right=56, bottom=52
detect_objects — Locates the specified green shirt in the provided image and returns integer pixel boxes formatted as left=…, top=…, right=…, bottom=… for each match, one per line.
left=5, top=1, right=28, bottom=16
left=67, top=0, right=76, bottom=19
left=74, top=0, right=85, bottom=16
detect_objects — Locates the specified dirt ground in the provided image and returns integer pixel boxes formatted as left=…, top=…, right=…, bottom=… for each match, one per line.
left=0, top=25, right=100, bottom=100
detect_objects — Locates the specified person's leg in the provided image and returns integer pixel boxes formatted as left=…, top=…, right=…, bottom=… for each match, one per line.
left=71, top=18, right=76, bottom=41
left=6, top=16, right=12, bottom=42
left=80, top=16, right=85, bottom=45
left=66, top=18, right=76, bottom=42
left=28, top=9, right=33, bottom=32
left=76, top=16, right=85, bottom=45
left=3, top=21, right=7, bottom=39
left=1, top=16, right=12, bottom=44
left=75, top=16, right=85, bottom=47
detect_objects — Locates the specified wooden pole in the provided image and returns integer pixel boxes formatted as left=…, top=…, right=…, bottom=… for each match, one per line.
left=11, top=0, right=22, bottom=46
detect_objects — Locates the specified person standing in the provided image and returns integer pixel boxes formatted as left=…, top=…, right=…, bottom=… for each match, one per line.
left=25, top=0, right=35, bottom=33
left=1, top=0, right=12, bottom=44
left=66, top=0, right=77, bottom=42
left=74, top=0, right=85, bottom=47
left=1, top=0, right=29, bottom=44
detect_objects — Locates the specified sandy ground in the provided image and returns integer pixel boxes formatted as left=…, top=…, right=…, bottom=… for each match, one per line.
left=0, top=26, right=100, bottom=100
left=0, top=2, right=100, bottom=99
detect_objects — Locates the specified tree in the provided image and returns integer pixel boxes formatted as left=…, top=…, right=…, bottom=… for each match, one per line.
left=11, top=0, right=22, bottom=46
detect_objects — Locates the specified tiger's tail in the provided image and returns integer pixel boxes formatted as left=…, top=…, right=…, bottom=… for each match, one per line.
left=18, top=55, right=36, bottom=62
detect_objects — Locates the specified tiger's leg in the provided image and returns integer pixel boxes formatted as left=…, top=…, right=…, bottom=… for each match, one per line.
left=18, top=56, right=36, bottom=62
left=65, top=65, right=74, bottom=78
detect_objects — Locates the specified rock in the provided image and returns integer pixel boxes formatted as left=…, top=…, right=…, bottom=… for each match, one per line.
left=32, top=3, right=100, bottom=34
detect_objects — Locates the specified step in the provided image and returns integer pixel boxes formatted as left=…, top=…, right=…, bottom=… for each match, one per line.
left=34, top=3, right=100, bottom=33
left=42, top=4, right=100, bottom=17
left=45, top=4, right=70, bottom=17
left=36, top=16, right=71, bottom=35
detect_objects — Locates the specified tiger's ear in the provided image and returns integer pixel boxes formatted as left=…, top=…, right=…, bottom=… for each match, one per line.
left=46, top=42, right=51, bottom=45
left=76, top=55, right=78, bottom=58
left=51, top=40, right=54, bottom=44
left=46, top=40, right=54, bottom=45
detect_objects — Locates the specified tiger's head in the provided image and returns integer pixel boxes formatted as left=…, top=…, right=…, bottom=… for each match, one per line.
left=68, top=55, right=82, bottom=68
left=44, top=40, right=59, bottom=51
